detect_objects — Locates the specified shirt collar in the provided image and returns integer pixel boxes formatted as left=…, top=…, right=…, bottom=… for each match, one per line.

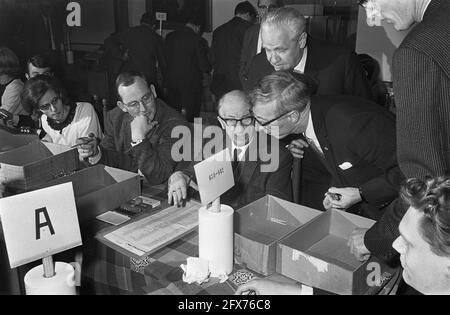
left=420, top=0, right=432, bottom=21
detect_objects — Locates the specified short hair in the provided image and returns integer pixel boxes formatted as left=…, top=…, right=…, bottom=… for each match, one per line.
left=235, top=1, right=257, bottom=19
left=21, top=75, right=70, bottom=113
left=217, top=90, right=250, bottom=112
left=115, top=71, right=147, bottom=92
left=257, top=0, right=284, bottom=9
left=400, top=175, right=450, bottom=257
left=249, top=71, right=316, bottom=115
left=0, top=47, right=21, bottom=77
left=261, top=7, right=307, bottom=39
left=26, top=54, right=53, bottom=72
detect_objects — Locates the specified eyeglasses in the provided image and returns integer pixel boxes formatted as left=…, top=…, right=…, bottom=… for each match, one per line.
left=218, top=115, right=255, bottom=127
left=123, top=93, right=154, bottom=110
left=38, top=95, right=60, bottom=111
left=258, top=4, right=277, bottom=10
left=358, top=0, right=369, bottom=7
left=252, top=110, right=293, bottom=127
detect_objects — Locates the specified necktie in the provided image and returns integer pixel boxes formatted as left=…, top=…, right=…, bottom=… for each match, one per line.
left=303, top=133, right=325, bottom=159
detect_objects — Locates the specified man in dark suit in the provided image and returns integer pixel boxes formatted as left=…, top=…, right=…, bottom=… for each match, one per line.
left=349, top=0, right=450, bottom=265
left=109, top=13, right=166, bottom=95
left=165, top=17, right=211, bottom=123
left=77, top=71, right=190, bottom=185
left=210, top=1, right=256, bottom=101
left=167, top=90, right=292, bottom=209
left=239, top=0, right=284, bottom=87
left=250, top=71, right=403, bottom=220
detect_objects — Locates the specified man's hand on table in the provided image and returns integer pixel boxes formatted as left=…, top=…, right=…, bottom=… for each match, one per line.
left=167, top=171, right=198, bottom=207
left=235, top=279, right=302, bottom=295
left=348, top=228, right=371, bottom=262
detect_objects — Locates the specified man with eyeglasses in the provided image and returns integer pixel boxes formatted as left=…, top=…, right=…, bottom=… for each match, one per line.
left=239, top=0, right=283, bottom=88
left=250, top=71, right=403, bottom=220
left=348, top=0, right=450, bottom=274
left=78, top=71, right=190, bottom=185
left=167, top=90, right=292, bottom=209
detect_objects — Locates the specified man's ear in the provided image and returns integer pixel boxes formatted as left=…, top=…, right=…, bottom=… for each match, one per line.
left=117, top=101, right=127, bottom=113
left=218, top=116, right=226, bottom=129
left=289, top=110, right=300, bottom=123
left=25, top=73, right=30, bottom=80
left=150, top=84, right=157, bottom=98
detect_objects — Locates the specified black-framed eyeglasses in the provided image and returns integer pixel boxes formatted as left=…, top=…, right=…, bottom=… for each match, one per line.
left=123, top=93, right=154, bottom=110
left=218, top=115, right=255, bottom=127
left=358, top=0, right=369, bottom=8
left=251, top=110, right=293, bottom=127
left=38, top=95, right=60, bottom=111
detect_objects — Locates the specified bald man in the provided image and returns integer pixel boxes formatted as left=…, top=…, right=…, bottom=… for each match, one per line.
left=167, top=90, right=293, bottom=209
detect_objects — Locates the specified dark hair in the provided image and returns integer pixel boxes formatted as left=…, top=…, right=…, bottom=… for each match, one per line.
left=26, top=54, right=53, bottom=72
left=115, top=71, right=147, bottom=95
left=235, top=1, right=257, bottom=19
left=250, top=71, right=317, bottom=115
left=0, top=47, right=21, bottom=77
left=401, top=176, right=450, bottom=257
left=21, top=75, right=71, bottom=113
left=140, top=12, right=155, bottom=26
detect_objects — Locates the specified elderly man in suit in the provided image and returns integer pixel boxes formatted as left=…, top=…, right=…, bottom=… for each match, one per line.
left=239, top=0, right=283, bottom=88
left=78, top=71, right=190, bottom=185
left=210, top=1, right=256, bottom=101
left=242, top=7, right=373, bottom=211
left=167, top=90, right=292, bottom=209
left=250, top=71, right=403, bottom=220
left=349, top=0, right=450, bottom=267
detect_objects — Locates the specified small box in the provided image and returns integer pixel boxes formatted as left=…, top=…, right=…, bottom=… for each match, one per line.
left=0, top=128, right=38, bottom=153
left=234, top=195, right=321, bottom=276
left=0, top=141, right=79, bottom=190
left=34, top=165, right=141, bottom=224
left=277, top=209, right=396, bottom=295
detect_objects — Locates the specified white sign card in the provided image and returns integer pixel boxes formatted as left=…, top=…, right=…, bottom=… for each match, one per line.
left=155, top=12, right=167, bottom=21
left=194, top=149, right=235, bottom=205
left=0, top=182, right=82, bottom=268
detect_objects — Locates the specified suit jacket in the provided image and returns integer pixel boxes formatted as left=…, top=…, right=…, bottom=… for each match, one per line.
left=112, top=25, right=166, bottom=88
left=239, top=24, right=260, bottom=88
left=99, top=99, right=190, bottom=185
left=210, top=17, right=253, bottom=98
left=305, top=95, right=403, bottom=220
left=364, top=0, right=450, bottom=262
left=165, top=26, right=211, bottom=90
left=243, top=36, right=372, bottom=100
left=181, top=132, right=293, bottom=209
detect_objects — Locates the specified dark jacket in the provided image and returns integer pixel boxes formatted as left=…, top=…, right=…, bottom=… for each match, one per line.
left=210, top=16, right=253, bottom=98
left=99, top=99, right=190, bottom=185
left=239, top=24, right=260, bottom=88
left=302, top=95, right=403, bottom=220
left=364, top=0, right=450, bottom=262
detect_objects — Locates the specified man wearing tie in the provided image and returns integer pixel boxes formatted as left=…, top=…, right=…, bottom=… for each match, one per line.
left=167, top=90, right=292, bottom=209
left=250, top=71, right=403, bottom=220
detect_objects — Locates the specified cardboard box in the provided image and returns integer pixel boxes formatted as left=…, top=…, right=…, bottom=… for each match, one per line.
left=0, top=141, right=79, bottom=190
left=277, top=209, right=396, bottom=295
left=35, top=165, right=140, bottom=224
left=234, top=195, right=321, bottom=276
left=0, top=128, right=38, bottom=153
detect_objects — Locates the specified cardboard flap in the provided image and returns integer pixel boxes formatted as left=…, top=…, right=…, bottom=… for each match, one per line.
left=332, top=209, right=375, bottom=230
left=42, top=142, right=74, bottom=155
left=268, top=195, right=322, bottom=226
left=0, top=141, right=50, bottom=166
left=103, top=166, right=138, bottom=183
left=0, top=129, right=38, bottom=153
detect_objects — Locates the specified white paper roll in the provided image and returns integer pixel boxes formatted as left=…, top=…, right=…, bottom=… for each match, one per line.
left=24, top=262, right=76, bottom=295
left=198, top=205, right=234, bottom=277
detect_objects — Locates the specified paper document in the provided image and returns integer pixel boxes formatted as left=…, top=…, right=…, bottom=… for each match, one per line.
left=104, top=201, right=201, bottom=257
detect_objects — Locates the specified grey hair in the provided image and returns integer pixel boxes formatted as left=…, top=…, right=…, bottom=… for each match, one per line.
left=217, top=90, right=251, bottom=112
left=249, top=71, right=314, bottom=115
left=261, top=7, right=307, bottom=39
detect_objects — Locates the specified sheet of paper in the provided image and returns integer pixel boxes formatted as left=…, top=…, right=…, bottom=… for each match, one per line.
left=104, top=200, right=201, bottom=257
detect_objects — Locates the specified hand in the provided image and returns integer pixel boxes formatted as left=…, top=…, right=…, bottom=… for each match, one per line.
left=286, top=138, right=309, bottom=159
left=76, top=133, right=98, bottom=160
left=325, top=187, right=362, bottom=210
left=235, top=279, right=302, bottom=295
left=167, top=171, right=198, bottom=207
left=348, top=228, right=371, bottom=262
left=130, top=115, right=158, bottom=142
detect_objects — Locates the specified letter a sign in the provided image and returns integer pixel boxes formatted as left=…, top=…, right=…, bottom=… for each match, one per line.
left=0, top=183, right=82, bottom=268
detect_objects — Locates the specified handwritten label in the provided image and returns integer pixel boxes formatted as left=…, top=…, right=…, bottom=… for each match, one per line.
left=155, top=12, right=167, bottom=21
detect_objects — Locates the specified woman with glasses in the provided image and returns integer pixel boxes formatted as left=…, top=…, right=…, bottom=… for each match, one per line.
left=0, top=47, right=26, bottom=116
left=21, top=75, right=102, bottom=147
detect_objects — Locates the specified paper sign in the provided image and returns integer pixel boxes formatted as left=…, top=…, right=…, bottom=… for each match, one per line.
left=194, top=149, right=234, bottom=205
left=0, top=182, right=82, bottom=268
left=155, top=12, right=167, bottom=21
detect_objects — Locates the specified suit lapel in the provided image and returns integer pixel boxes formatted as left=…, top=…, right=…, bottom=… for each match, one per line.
left=304, top=37, right=320, bottom=84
